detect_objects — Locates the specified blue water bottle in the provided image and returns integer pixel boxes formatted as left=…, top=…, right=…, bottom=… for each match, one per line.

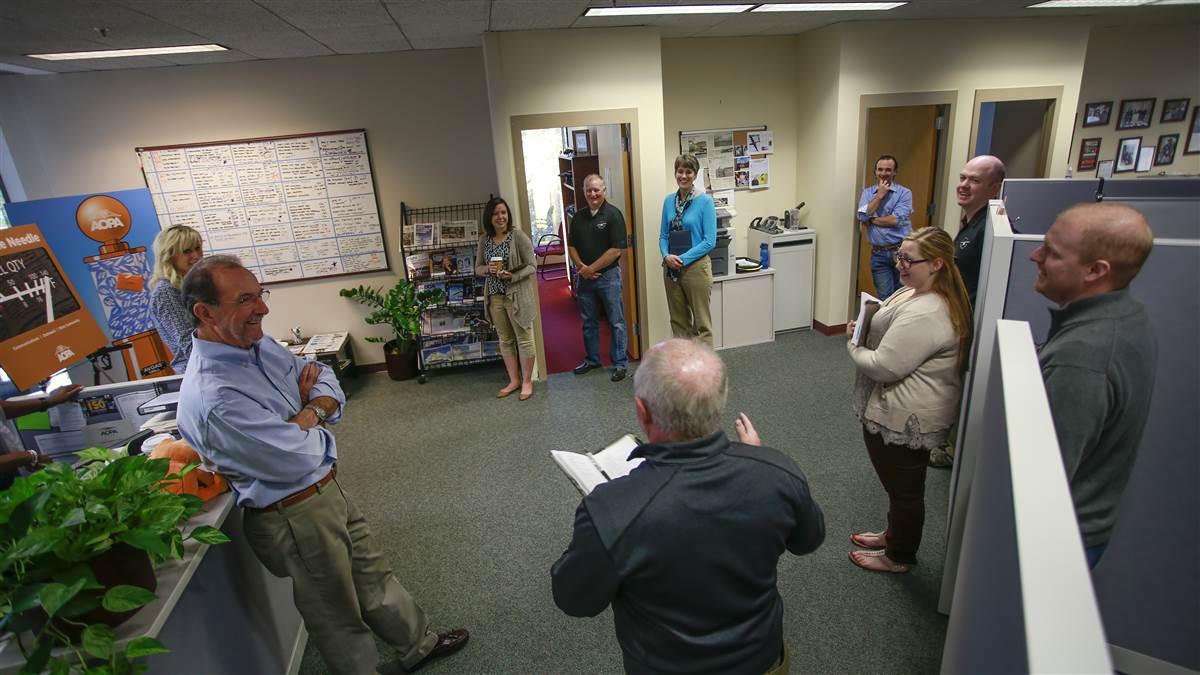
left=759, top=242, right=770, bottom=269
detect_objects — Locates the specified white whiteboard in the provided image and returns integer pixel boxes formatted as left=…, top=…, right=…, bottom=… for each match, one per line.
left=136, top=129, right=388, bottom=284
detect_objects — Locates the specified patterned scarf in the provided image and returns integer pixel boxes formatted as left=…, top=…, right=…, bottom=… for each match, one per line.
left=666, top=190, right=694, bottom=281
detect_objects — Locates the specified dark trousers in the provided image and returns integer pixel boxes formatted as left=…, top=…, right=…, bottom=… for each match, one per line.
left=862, top=426, right=929, bottom=564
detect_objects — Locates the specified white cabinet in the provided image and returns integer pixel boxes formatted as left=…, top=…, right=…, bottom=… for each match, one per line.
left=710, top=269, right=774, bottom=350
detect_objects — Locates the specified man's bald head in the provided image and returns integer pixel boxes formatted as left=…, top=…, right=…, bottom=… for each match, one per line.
left=1032, top=203, right=1154, bottom=305
left=1063, top=203, right=1154, bottom=288
left=957, top=155, right=1006, bottom=217
left=633, top=339, right=727, bottom=440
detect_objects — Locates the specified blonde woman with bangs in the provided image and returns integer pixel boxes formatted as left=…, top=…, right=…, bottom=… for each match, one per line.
left=844, top=227, right=972, bottom=574
left=150, top=225, right=204, bottom=373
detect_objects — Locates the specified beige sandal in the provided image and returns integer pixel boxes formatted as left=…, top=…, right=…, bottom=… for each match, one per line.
left=850, top=530, right=887, bottom=550
left=848, top=549, right=910, bottom=574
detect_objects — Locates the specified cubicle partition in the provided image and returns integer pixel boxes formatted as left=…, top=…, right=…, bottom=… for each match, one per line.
left=941, top=321, right=1109, bottom=674
left=942, top=178, right=1200, bottom=673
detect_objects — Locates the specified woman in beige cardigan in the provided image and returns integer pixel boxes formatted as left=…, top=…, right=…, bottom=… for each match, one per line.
left=475, top=196, right=537, bottom=400
left=845, top=227, right=972, bottom=573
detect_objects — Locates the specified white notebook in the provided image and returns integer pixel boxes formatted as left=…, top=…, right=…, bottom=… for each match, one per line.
left=551, top=434, right=643, bottom=495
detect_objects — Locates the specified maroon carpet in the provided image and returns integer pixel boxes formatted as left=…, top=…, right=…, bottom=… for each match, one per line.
left=538, top=268, right=616, bottom=374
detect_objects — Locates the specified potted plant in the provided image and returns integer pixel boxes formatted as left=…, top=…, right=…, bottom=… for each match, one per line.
left=0, top=448, right=230, bottom=674
left=340, top=279, right=445, bottom=381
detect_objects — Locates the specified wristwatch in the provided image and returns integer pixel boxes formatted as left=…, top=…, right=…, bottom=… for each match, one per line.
left=304, top=404, right=328, bottom=423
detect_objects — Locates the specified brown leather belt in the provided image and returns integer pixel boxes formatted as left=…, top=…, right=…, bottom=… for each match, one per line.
left=872, top=243, right=901, bottom=253
left=254, top=465, right=336, bottom=511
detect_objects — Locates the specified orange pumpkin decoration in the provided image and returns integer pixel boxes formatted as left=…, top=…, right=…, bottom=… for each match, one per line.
left=150, top=438, right=228, bottom=502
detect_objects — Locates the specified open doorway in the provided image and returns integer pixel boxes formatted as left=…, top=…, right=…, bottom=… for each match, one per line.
left=519, top=123, right=641, bottom=375
left=856, top=103, right=950, bottom=298
left=974, top=99, right=1056, bottom=178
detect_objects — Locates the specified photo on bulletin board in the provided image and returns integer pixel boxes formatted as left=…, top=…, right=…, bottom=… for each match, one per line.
left=1116, top=98, right=1155, bottom=131
left=1077, top=138, right=1101, bottom=172
left=1154, top=134, right=1179, bottom=166
left=1082, top=101, right=1112, bottom=127
left=1115, top=137, right=1141, bottom=173
left=1186, top=106, right=1200, bottom=155
left=1160, top=98, right=1190, bottom=123
left=573, top=130, right=591, bottom=155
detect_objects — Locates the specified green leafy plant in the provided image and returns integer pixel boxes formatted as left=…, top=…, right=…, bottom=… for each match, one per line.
left=0, top=448, right=231, bottom=674
left=340, top=279, right=445, bottom=353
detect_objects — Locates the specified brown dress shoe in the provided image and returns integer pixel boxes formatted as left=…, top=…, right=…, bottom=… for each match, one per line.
left=406, top=628, right=469, bottom=672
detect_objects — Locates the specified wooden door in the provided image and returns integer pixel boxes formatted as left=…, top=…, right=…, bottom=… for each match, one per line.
left=619, top=125, right=640, bottom=359
left=858, top=105, right=940, bottom=297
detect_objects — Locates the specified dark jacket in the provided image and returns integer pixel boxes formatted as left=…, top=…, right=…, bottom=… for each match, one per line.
left=551, top=431, right=825, bottom=674
left=1039, top=288, right=1157, bottom=547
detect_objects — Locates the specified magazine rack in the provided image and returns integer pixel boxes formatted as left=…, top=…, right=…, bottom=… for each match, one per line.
left=400, top=200, right=502, bottom=383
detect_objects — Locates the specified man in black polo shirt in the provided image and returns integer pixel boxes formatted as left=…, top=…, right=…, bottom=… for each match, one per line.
left=569, top=174, right=629, bottom=382
left=953, top=154, right=1006, bottom=309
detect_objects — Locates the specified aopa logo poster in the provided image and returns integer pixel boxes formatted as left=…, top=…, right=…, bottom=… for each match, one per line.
left=5, top=189, right=171, bottom=379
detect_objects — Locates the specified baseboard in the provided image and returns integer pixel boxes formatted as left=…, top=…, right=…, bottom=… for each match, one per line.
left=360, top=362, right=388, bottom=373
left=814, top=320, right=847, bottom=336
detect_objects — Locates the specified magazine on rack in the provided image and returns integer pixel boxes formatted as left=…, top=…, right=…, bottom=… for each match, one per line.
left=551, top=434, right=644, bottom=495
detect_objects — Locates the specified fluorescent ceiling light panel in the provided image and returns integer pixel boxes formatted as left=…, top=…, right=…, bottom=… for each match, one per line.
left=27, top=44, right=227, bottom=61
left=753, top=2, right=907, bottom=10
left=1028, top=0, right=1152, bottom=7
left=585, top=5, right=754, bottom=16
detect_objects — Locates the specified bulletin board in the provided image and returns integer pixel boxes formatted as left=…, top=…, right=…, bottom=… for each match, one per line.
left=679, top=125, right=772, bottom=210
left=136, top=129, right=389, bottom=285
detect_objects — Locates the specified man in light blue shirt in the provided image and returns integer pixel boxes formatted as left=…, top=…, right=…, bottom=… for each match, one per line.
left=176, top=255, right=468, bottom=675
left=856, top=155, right=913, bottom=299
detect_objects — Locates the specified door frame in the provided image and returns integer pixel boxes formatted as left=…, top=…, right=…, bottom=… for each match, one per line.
left=968, top=86, right=1064, bottom=179
left=509, top=109, right=645, bottom=380
left=852, top=90, right=958, bottom=319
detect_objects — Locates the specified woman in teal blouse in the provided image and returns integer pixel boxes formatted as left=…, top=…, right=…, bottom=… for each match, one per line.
left=659, top=154, right=717, bottom=346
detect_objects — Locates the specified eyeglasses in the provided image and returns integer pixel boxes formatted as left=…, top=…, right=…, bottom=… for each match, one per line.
left=215, top=289, right=270, bottom=306
left=893, top=254, right=929, bottom=268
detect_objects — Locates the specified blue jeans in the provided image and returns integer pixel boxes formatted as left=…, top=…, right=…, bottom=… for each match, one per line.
left=870, top=248, right=901, bottom=300
left=576, top=266, right=628, bottom=369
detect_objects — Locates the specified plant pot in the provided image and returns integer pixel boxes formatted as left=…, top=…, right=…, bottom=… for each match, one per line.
left=384, top=340, right=419, bottom=381
left=29, top=543, right=157, bottom=642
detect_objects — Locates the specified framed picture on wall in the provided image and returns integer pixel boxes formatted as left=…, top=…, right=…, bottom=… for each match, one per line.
left=1186, top=106, right=1200, bottom=155
left=572, top=130, right=591, bottom=155
left=1077, top=138, right=1102, bottom=171
left=1083, top=101, right=1112, bottom=127
left=1115, top=136, right=1141, bottom=173
left=1161, top=98, right=1190, bottom=123
left=1116, top=98, right=1156, bottom=130
left=1097, top=159, right=1114, bottom=179
left=1155, top=134, right=1179, bottom=166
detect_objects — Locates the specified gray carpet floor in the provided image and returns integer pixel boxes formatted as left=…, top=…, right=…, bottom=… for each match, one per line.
left=298, top=330, right=950, bottom=674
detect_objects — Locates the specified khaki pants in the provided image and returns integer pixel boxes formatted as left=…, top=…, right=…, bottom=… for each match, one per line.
left=489, top=294, right=535, bottom=359
left=243, top=478, right=438, bottom=675
left=664, top=255, right=714, bottom=346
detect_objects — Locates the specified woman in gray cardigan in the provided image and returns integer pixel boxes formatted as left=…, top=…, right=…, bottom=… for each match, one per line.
left=475, top=197, right=537, bottom=400
left=845, top=227, right=972, bottom=574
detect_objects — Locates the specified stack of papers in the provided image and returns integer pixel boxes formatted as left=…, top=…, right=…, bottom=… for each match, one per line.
left=303, top=332, right=349, bottom=355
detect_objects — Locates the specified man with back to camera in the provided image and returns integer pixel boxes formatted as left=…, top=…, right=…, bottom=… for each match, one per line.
left=1030, top=203, right=1157, bottom=569
left=551, top=339, right=826, bottom=674
left=175, top=255, right=468, bottom=674
left=856, top=154, right=913, bottom=300
left=953, top=154, right=1006, bottom=309
left=569, top=173, right=630, bottom=382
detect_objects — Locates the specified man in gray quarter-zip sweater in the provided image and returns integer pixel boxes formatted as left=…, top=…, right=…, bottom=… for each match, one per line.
left=1030, top=203, right=1157, bottom=570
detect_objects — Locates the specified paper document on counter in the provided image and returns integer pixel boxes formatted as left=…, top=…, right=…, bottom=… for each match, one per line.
left=304, top=332, right=348, bottom=355
left=551, top=434, right=643, bottom=495
left=850, top=292, right=882, bottom=347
